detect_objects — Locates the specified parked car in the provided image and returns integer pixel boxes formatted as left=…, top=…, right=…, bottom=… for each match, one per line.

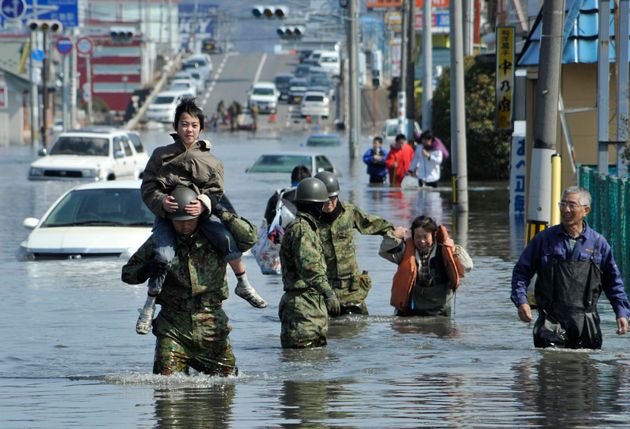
left=20, top=180, right=153, bottom=259
left=306, top=133, right=342, bottom=147
left=168, top=78, right=197, bottom=97
left=247, top=82, right=279, bottom=114
left=287, top=78, right=308, bottom=105
left=318, top=50, right=341, bottom=77
left=293, top=64, right=311, bottom=78
left=246, top=151, right=340, bottom=176
left=182, top=53, right=213, bottom=80
left=274, top=73, right=293, bottom=101
left=382, top=118, right=422, bottom=146
left=28, top=128, right=149, bottom=181
left=187, top=70, right=206, bottom=92
left=308, top=74, right=335, bottom=99
left=300, top=91, right=330, bottom=119
left=146, top=90, right=193, bottom=123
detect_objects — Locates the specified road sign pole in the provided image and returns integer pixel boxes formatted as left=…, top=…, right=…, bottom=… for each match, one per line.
left=86, top=54, right=92, bottom=124
left=29, top=29, right=39, bottom=147
left=41, top=29, right=49, bottom=149
left=62, top=53, right=69, bottom=130
left=70, top=29, right=78, bottom=128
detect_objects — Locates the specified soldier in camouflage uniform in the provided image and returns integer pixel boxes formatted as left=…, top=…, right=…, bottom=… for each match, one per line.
left=122, top=186, right=257, bottom=375
left=314, top=171, right=395, bottom=316
left=279, top=178, right=341, bottom=348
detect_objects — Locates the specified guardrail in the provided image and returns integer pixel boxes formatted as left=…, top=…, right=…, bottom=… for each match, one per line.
left=579, top=166, right=630, bottom=289
left=123, top=52, right=183, bottom=131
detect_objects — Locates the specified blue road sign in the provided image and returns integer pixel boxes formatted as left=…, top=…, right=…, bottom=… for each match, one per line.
left=31, top=48, right=44, bottom=61
left=56, top=37, right=72, bottom=55
left=0, top=0, right=26, bottom=19
left=0, top=0, right=78, bottom=28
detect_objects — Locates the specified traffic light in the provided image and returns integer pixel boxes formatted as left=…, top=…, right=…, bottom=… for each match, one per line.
left=110, top=27, right=135, bottom=43
left=27, top=19, right=63, bottom=33
left=252, top=5, right=288, bottom=18
left=276, top=26, right=304, bottom=39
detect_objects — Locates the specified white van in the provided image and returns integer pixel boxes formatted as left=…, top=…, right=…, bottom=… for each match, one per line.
left=318, top=50, right=340, bottom=77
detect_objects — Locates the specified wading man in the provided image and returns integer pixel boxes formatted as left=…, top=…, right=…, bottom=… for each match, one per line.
left=511, top=186, right=630, bottom=349
left=122, top=186, right=257, bottom=375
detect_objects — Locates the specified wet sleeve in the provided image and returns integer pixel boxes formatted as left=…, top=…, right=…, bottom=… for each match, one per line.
left=218, top=211, right=258, bottom=252
left=511, top=235, right=542, bottom=307
left=141, top=149, right=168, bottom=218
left=599, top=240, right=630, bottom=319
left=378, top=231, right=404, bottom=264
left=362, top=149, right=373, bottom=165
left=121, top=239, right=154, bottom=285
left=352, top=205, right=394, bottom=236
left=293, top=227, right=333, bottom=296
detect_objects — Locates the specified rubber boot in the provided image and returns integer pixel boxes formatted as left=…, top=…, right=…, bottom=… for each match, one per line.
left=136, top=295, right=157, bottom=335
left=235, top=273, right=267, bottom=308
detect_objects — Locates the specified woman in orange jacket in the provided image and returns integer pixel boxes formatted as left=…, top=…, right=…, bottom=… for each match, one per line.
left=379, top=215, right=473, bottom=316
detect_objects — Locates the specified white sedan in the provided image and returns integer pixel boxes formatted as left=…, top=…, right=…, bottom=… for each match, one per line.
left=20, top=180, right=154, bottom=259
left=300, top=91, right=330, bottom=119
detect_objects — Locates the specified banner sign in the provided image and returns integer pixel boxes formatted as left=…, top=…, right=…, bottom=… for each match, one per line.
left=496, top=26, right=515, bottom=130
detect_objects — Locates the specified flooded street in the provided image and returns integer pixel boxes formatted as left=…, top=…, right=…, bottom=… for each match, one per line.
left=2, top=128, right=630, bottom=428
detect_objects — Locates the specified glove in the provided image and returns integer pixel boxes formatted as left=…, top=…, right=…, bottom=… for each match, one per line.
left=208, top=194, right=226, bottom=217
left=139, top=259, right=168, bottom=279
left=324, top=289, right=341, bottom=316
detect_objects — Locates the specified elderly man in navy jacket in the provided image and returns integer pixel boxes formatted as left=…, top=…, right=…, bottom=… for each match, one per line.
left=511, top=186, right=629, bottom=349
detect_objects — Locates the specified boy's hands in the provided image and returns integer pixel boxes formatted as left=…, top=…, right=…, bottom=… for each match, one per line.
left=184, top=199, right=206, bottom=217
left=162, top=195, right=207, bottom=217
left=162, top=195, right=178, bottom=213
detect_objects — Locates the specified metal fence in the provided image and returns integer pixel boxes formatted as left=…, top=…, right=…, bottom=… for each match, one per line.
left=579, top=166, right=630, bottom=288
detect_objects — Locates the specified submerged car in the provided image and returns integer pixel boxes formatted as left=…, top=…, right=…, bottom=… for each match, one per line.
left=28, top=128, right=149, bottom=181
left=20, top=180, right=154, bottom=259
left=246, top=151, right=340, bottom=176
left=306, top=134, right=341, bottom=147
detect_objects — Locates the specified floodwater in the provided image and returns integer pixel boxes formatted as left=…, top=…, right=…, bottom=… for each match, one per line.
left=2, top=128, right=630, bottom=428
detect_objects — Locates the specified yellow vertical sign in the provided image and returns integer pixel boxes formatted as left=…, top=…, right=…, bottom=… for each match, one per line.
left=496, top=26, right=515, bottom=130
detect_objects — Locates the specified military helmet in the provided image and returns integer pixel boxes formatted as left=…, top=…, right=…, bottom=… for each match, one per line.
left=168, top=186, right=199, bottom=220
left=314, top=171, right=340, bottom=197
left=295, top=177, right=329, bottom=203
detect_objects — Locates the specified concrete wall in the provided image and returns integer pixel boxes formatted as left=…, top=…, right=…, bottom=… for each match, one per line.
left=0, top=71, right=27, bottom=146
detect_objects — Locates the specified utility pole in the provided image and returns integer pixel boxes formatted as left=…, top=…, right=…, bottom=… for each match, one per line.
left=405, top=0, right=416, bottom=141
left=346, top=0, right=360, bottom=159
left=399, top=0, right=408, bottom=135
left=616, top=0, right=629, bottom=175
left=597, top=0, right=610, bottom=174
left=70, top=28, right=78, bottom=128
left=41, top=30, right=49, bottom=149
left=463, top=0, right=474, bottom=56
left=527, top=0, right=564, bottom=239
left=29, top=30, right=39, bottom=147
left=422, top=0, right=432, bottom=130
left=449, top=0, right=468, bottom=211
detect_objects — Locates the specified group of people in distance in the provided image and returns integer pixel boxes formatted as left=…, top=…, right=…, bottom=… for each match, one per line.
left=362, top=130, right=447, bottom=187
left=121, top=97, right=629, bottom=378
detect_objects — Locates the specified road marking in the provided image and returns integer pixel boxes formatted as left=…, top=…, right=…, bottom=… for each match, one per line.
left=253, top=53, right=267, bottom=85
left=203, top=53, right=231, bottom=104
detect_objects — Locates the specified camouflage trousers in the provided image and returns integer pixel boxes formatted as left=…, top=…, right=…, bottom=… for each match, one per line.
left=279, top=288, right=328, bottom=348
left=331, top=272, right=372, bottom=316
left=152, top=306, right=236, bottom=376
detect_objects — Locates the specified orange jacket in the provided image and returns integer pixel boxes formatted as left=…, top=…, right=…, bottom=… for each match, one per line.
left=390, top=226, right=464, bottom=311
left=385, top=143, right=414, bottom=186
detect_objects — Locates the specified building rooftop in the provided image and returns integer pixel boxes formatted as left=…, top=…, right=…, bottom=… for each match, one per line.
left=518, top=0, right=630, bottom=66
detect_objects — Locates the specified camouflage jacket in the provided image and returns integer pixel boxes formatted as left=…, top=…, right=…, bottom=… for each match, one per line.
left=280, top=212, right=334, bottom=296
left=122, top=214, right=256, bottom=309
left=318, top=202, right=394, bottom=280
left=141, top=134, right=224, bottom=218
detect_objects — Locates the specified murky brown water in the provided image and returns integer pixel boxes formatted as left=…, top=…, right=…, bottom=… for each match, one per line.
left=2, top=128, right=630, bottom=428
